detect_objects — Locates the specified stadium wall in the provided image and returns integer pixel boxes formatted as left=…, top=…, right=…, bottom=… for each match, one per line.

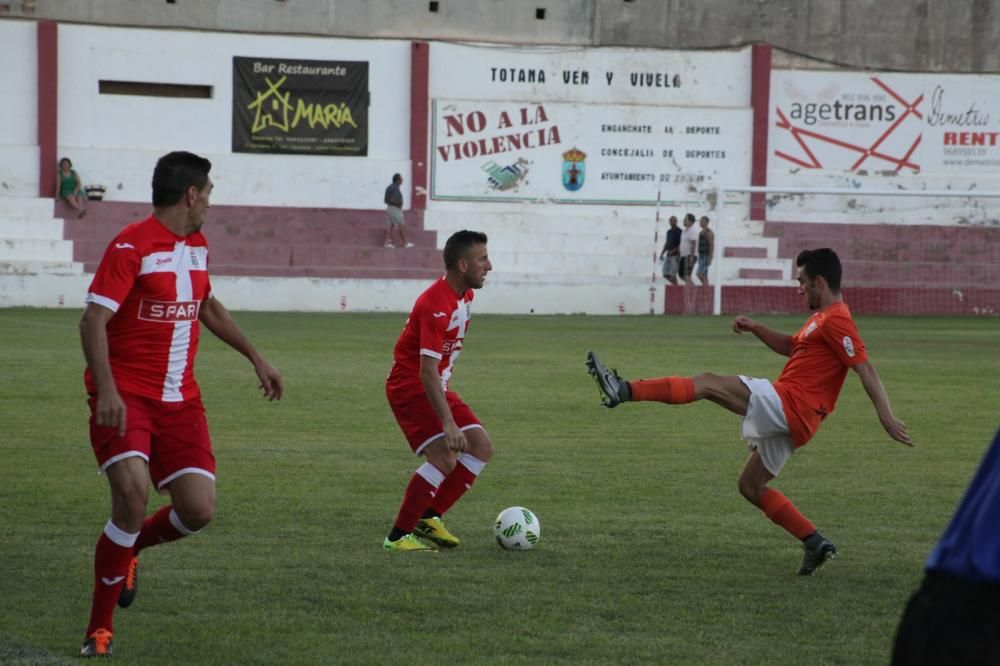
left=4, top=0, right=1000, bottom=72
left=1, top=20, right=998, bottom=316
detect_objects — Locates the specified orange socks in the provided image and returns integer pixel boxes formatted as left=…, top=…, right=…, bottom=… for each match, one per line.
left=629, top=376, right=696, bottom=404
left=759, top=488, right=816, bottom=540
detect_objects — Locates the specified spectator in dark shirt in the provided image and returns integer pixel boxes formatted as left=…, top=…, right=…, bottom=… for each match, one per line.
left=383, top=173, right=413, bottom=248
left=658, top=215, right=682, bottom=285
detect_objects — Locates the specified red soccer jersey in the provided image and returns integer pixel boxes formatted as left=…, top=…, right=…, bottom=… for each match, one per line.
left=386, top=277, right=474, bottom=395
left=84, top=215, right=212, bottom=403
left=773, top=301, right=868, bottom=447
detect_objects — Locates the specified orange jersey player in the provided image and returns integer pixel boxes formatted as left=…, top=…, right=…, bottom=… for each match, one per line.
left=587, top=248, right=911, bottom=575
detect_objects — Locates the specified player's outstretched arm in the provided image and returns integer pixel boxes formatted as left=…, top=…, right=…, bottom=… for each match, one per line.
left=80, top=303, right=127, bottom=436
left=732, top=315, right=793, bottom=356
left=853, top=360, right=912, bottom=447
left=199, top=296, right=283, bottom=401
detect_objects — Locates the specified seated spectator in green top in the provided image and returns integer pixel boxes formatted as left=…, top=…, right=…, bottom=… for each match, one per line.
left=56, top=157, right=87, bottom=218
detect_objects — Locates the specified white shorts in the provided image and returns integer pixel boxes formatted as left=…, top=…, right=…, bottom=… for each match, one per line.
left=738, top=376, right=793, bottom=476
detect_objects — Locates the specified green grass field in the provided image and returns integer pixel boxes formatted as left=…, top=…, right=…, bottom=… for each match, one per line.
left=1, top=308, right=997, bottom=665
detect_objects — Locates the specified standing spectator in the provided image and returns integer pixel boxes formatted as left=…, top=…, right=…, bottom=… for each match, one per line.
left=680, top=213, right=700, bottom=312
left=697, top=215, right=715, bottom=287
left=56, top=157, right=87, bottom=218
left=383, top=173, right=413, bottom=248
left=77, top=151, right=284, bottom=658
left=658, top=216, right=682, bottom=285
left=892, top=427, right=1000, bottom=665
left=383, top=230, right=493, bottom=551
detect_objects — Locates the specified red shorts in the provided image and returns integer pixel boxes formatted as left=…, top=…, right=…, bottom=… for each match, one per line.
left=386, top=387, right=482, bottom=454
left=88, top=392, right=216, bottom=490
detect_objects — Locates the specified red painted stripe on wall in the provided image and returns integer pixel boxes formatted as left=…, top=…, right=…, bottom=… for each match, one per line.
left=38, top=21, right=58, bottom=198
left=410, top=42, right=430, bottom=210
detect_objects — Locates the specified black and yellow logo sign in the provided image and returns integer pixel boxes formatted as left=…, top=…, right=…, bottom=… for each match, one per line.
left=233, top=57, right=369, bottom=156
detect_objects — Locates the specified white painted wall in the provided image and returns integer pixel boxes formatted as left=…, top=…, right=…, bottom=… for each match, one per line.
left=55, top=24, right=411, bottom=207
left=0, top=20, right=39, bottom=196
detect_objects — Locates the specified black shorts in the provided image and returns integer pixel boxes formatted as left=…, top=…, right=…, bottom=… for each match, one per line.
left=679, top=255, right=696, bottom=278
left=892, top=572, right=1000, bottom=666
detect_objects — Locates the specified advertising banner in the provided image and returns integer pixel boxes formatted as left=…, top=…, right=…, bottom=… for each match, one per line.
left=431, top=99, right=752, bottom=204
left=430, top=43, right=751, bottom=108
left=769, top=71, right=1000, bottom=175
left=233, top=56, right=369, bottom=156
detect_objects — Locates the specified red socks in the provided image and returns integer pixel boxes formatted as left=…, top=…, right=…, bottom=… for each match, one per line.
left=135, top=505, right=189, bottom=553
left=629, top=376, right=696, bottom=404
left=431, top=454, right=486, bottom=516
left=759, top=488, right=816, bottom=540
left=86, top=521, right=138, bottom=635
left=393, top=462, right=445, bottom=533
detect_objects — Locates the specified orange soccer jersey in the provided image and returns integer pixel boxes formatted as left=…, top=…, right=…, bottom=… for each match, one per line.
left=772, top=302, right=868, bottom=447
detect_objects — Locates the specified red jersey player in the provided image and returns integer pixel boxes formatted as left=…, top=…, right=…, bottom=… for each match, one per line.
left=586, top=248, right=911, bottom=575
left=78, top=152, right=283, bottom=658
left=383, top=230, right=493, bottom=551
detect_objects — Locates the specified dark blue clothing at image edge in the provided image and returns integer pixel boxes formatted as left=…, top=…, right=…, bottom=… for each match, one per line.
left=925, top=428, right=1000, bottom=583
left=385, top=182, right=403, bottom=208
left=665, top=226, right=682, bottom=251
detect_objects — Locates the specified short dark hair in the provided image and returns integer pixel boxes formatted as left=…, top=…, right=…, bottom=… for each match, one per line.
left=59, top=157, right=72, bottom=168
left=152, top=151, right=212, bottom=207
left=392, top=173, right=402, bottom=183
left=684, top=213, right=695, bottom=224
left=796, top=248, right=842, bottom=291
left=444, top=230, right=488, bottom=269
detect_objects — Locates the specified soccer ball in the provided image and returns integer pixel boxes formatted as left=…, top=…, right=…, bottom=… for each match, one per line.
left=494, top=506, right=541, bottom=550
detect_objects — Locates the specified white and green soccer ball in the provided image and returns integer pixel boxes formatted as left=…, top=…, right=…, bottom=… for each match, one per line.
left=494, top=506, right=541, bottom=550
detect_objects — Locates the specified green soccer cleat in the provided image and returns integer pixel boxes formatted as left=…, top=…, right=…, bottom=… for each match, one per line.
left=383, top=533, right=436, bottom=552
left=117, top=556, right=139, bottom=609
left=80, top=628, right=113, bottom=658
left=585, top=350, right=632, bottom=408
left=414, top=517, right=460, bottom=548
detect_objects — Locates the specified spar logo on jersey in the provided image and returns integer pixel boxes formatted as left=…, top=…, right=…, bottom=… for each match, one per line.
left=842, top=336, right=856, bottom=357
left=138, top=299, right=201, bottom=322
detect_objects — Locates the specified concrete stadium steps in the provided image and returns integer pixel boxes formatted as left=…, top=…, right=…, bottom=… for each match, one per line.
left=0, top=197, right=84, bottom=275
left=60, top=201, right=442, bottom=278
left=0, top=260, right=84, bottom=275
left=486, top=250, right=649, bottom=278
left=424, top=209, right=658, bottom=283
left=0, top=197, right=55, bottom=218
left=840, top=259, right=1000, bottom=286
left=666, top=284, right=1000, bottom=316
left=484, top=270, right=651, bottom=286
left=472, top=229, right=653, bottom=255
left=0, top=238, right=75, bottom=262
left=765, top=221, right=1000, bottom=263
left=0, top=217, right=66, bottom=239
left=763, top=221, right=1000, bottom=286
left=205, top=265, right=443, bottom=280
left=425, top=209, right=656, bottom=237
left=724, top=246, right=768, bottom=258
